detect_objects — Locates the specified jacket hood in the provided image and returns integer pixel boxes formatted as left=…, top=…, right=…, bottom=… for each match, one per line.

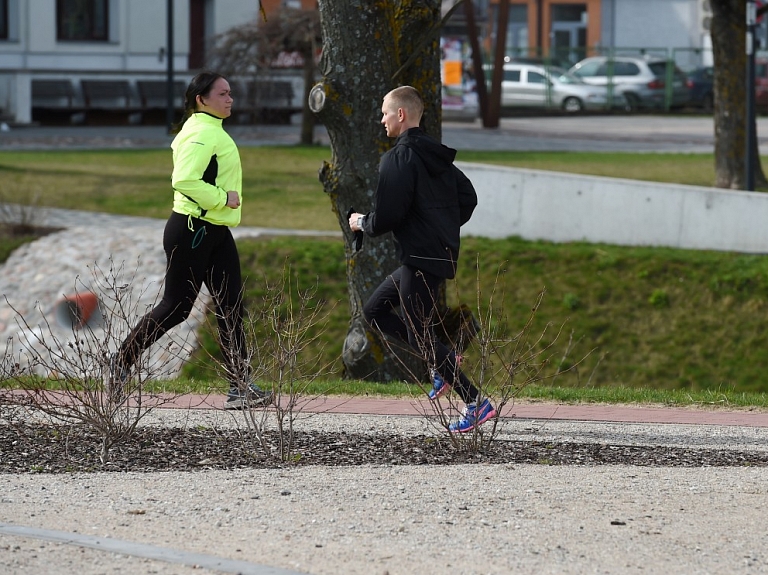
left=398, top=128, right=457, bottom=177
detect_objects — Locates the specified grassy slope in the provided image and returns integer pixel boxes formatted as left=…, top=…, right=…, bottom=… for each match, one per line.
left=184, top=235, right=768, bottom=393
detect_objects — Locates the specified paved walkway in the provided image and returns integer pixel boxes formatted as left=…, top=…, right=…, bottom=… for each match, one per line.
left=93, top=391, right=768, bottom=428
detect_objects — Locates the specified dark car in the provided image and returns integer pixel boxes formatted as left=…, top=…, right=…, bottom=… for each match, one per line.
left=757, top=59, right=768, bottom=111
left=686, top=66, right=713, bottom=112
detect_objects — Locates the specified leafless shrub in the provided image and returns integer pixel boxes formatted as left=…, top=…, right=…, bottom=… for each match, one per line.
left=0, top=258, right=191, bottom=464
left=0, top=182, right=48, bottom=236
left=203, top=261, right=338, bottom=462
left=377, top=258, right=594, bottom=452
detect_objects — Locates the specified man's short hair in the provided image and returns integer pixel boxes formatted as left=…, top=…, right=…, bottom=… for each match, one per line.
left=386, top=86, right=424, bottom=119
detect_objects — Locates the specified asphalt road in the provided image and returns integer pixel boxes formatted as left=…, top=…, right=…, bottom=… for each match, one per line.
left=3, top=113, right=768, bottom=153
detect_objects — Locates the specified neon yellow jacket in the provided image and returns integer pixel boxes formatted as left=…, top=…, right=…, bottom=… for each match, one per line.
left=171, top=112, right=242, bottom=227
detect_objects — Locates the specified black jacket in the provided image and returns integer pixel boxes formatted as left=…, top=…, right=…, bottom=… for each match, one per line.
left=362, top=127, right=477, bottom=279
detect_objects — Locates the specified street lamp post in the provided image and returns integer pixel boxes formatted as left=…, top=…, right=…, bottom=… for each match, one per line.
left=747, top=0, right=757, bottom=191
left=166, top=0, right=175, bottom=134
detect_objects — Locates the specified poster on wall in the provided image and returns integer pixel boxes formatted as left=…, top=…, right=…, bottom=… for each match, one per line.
left=441, top=37, right=479, bottom=119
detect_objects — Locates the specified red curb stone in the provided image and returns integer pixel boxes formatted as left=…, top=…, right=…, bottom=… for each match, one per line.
left=8, top=391, right=768, bottom=427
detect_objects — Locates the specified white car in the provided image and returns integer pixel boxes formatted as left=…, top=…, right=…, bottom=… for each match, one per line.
left=499, top=63, right=624, bottom=112
left=569, top=56, right=689, bottom=110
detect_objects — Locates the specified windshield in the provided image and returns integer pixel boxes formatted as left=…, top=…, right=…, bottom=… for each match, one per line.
left=548, top=67, right=584, bottom=84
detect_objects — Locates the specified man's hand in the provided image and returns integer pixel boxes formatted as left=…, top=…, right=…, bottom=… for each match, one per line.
left=348, top=212, right=364, bottom=232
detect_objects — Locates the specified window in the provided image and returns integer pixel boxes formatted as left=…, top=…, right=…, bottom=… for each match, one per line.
left=503, top=69, right=521, bottom=82
left=528, top=71, right=546, bottom=84
left=572, top=60, right=601, bottom=78
left=57, top=0, right=108, bottom=41
left=614, top=62, right=640, bottom=76
left=0, top=0, right=8, bottom=40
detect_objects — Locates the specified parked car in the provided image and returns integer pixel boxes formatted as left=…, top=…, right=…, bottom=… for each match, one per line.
left=498, top=62, right=625, bottom=112
left=568, top=56, right=689, bottom=110
left=687, top=63, right=768, bottom=113
left=685, top=66, right=713, bottom=112
left=756, top=59, right=768, bottom=111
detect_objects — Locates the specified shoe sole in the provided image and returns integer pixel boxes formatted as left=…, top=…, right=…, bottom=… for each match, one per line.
left=224, top=395, right=273, bottom=410
left=450, top=407, right=497, bottom=433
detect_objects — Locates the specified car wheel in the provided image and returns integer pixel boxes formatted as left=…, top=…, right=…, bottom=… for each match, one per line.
left=562, top=97, right=583, bottom=113
left=623, top=93, right=641, bottom=111
left=703, top=92, right=713, bottom=113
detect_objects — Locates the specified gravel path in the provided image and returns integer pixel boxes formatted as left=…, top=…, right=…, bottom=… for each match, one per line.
left=2, top=408, right=768, bottom=575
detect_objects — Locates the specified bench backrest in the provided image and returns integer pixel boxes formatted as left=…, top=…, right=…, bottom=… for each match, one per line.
left=136, top=80, right=186, bottom=108
left=242, top=79, right=295, bottom=107
left=32, top=80, right=76, bottom=106
left=81, top=80, right=133, bottom=107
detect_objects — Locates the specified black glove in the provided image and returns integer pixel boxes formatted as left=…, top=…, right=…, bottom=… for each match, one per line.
left=347, top=207, right=364, bottom=252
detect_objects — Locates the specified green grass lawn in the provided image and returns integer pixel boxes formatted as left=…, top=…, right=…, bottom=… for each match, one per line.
left=4, top=146, right=768, bottom=403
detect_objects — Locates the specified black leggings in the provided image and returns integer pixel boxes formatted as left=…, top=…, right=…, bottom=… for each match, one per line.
left=362, top=265, right=479, bottom=404
left=118, top=212, right=247, bottom=385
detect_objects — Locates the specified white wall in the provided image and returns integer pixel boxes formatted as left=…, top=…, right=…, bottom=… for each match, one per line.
left=613, top=0, right=693, bottom=51
left=459, top=162, right=768, bottom=254
left=606, top=0, right=706, bottom=69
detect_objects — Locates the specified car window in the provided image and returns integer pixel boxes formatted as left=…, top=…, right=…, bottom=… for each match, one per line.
left=614, top=62, right=640, bottom=76
left=504, top=69, right=521, bottom=82
left=648, top=62, right=669, bottom=77
left=528, top=71, right=546, bottom=84
left=555, top=71, right=583, bottom=84
left=572, top=60, right=602, bottom=77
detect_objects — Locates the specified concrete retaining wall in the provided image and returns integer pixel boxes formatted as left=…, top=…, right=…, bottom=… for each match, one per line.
left=459, top=162, right=768, bottom=254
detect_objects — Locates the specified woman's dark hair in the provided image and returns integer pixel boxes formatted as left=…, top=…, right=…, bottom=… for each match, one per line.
left=172, top=71, right=225, bottom=133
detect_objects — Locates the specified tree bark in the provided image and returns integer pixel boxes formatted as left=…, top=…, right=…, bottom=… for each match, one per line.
left=314, top=0, right=443, bottom=382
left=710, top=0, right=766, bottom=188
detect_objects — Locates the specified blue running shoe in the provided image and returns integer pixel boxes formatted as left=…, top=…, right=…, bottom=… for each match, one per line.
left=449, top=398, right=497, bottom=433
left=428, top=369, right=451, bottom=400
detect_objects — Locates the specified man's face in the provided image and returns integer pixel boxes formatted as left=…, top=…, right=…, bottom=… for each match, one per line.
left=381, top=96, right=402, bottom=138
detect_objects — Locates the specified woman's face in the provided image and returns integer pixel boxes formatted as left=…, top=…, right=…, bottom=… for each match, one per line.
left=196, top=77, right=233, bottom=119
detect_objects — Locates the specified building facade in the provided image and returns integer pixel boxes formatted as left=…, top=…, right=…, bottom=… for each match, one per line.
left=0, top=0, right=721, bottom=125
left=482, top=0, right=713, bottom=68
left=0, top=0, right=266, bottom=124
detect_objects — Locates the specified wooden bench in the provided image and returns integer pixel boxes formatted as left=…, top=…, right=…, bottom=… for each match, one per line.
left=31, top=79, right=85, bottom=124
left=136, top=80, right=186, bottom=125
left=80, top=80, right=142, bottom=125
left=240, top=79, right=297, bottom=124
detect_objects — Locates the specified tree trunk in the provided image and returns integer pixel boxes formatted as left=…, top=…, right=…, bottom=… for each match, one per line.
left=710, top=0, right=766, bottom=188
left=314, top=0, right=442, bottom=382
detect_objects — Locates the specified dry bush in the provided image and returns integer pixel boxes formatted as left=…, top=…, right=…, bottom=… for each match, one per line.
left=203, top=261, right=338, bottom=462
left=376, top=259, right=593, bottom=452
left=0, top=182, right=48, bottom=236
left=0, top=258, right=193, bottom=463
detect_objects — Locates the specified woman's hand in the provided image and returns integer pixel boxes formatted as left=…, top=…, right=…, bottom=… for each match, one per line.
left=225, top=191, right=241, bottom=209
